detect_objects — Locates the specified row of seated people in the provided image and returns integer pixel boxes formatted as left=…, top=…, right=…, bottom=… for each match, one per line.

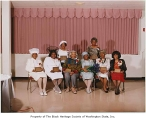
left=26, top=47, right=127, bottom=96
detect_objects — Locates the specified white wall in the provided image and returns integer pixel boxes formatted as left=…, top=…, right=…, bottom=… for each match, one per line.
left=0, top=1, right=1, bottom=74
left=11, top=10, right=145, bottom=78
left=2, top=1, right=11, bottom=75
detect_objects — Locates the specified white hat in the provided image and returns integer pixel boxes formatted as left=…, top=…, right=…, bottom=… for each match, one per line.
left=59, top=40, right=67, bottom=46
left=82, top=51, right=89, bottom=57
left=29, top=48, right=39, bottom=54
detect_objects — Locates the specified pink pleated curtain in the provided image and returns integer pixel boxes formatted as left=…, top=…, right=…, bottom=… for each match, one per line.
left=11, top=8, right=142, bottom=54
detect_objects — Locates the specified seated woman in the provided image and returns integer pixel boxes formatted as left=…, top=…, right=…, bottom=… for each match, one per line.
left=57, top=40, right=69, bottom=66
left=96, top=50, right=110, bottom=93
left=43, top=50, right=63, bottom=94
left=109, top=51, right=127, bottom=95
left=25, top=48, right=47, bottom=96
left=62, top=50, right=82, bottom=94
left=80, top=52, right=94, bottom=94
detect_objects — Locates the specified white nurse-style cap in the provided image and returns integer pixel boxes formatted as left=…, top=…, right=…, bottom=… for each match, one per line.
left=82, top=51, right=89, bottom=57
left=29, top=48, right=39, bottom=54
left=59, top=40, right=67, bottom=46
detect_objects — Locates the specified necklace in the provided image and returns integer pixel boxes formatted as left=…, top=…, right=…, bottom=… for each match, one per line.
left=100, top=58, right=106, bottom=64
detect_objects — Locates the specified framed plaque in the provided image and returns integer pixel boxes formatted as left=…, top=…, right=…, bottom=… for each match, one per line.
left=53, top=67, right=59, bottom=72
left=60, top=56, right=67, bottom=60
left=114, top=69, right=121, bottom=73
left=100, top=67, right=107, bottom=71
left=35, top=67, right=42, bottom=72
left=65, top=68, right=71, bottom=73
left=84, top=66, right=89, bottom=69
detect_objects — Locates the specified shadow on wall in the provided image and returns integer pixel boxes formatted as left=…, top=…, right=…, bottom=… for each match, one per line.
left=72, top=40, right=88, bottom=59
left=80, top=39, right=88, bottom=53
left=72, top=44, right=81, bottom=58
left=42, top=44, right=50, bottom=55
left=105, top=40, right=116, bottom=54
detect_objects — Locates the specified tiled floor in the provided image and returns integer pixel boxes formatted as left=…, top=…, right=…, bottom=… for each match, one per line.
left=9, top=78, right=145, bottom=112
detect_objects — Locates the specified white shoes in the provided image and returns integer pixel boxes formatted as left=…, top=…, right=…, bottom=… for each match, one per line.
left=43, top=91, right=47, bottom=96
left=53, top=86, right=62, bottom=94
left=40, top=89, right=47, bottom=96
left=40, top=91, right=44, bottom=96
left=86, top=88, right=92, bottom=94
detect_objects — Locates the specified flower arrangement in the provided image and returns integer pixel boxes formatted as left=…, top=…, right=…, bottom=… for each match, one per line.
left=118, top=60, right=122, bottom=66
left=87, top=63, right=100, bottom=73
left=76, top=59, right=79, bottom=64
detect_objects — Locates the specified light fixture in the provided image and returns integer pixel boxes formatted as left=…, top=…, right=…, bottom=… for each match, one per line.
left=75, top=2, right=85, bottom=5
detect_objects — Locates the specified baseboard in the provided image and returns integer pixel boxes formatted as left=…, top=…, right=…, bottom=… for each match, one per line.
left=125, top=77, right=145, bottom=80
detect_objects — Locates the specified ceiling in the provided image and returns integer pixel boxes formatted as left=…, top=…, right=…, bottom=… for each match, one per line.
left=11, top=0, right=145, bottom=9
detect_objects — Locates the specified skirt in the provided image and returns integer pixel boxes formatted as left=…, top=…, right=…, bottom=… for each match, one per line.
left=111, top=72, right=125, bottom=82
left=46, top=72, right=63, bottom=80
left=97, top=72, right=109, bottom=80
left=29, top=72, right=47, bottom=81
left=80, top=72, right=94, bottom=81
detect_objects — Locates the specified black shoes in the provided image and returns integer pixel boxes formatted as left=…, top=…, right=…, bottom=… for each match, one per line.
left=115, top=87, right=120, bottom=95
left=106, top=87, right=109, bottom=91
left=104, top=90, right=108, bottom=93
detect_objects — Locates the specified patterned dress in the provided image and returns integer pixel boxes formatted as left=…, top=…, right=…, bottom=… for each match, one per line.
left=87, top=46, right=100, bottom=58
left=62, top=58, right=82, bottom=73
left=96, top=58, right=110, bottom=80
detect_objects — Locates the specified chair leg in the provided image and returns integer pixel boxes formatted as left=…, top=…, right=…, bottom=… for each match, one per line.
left=27, top=79, right=30, bottom=90
left=30, top=80, right=37, bottom=93
left=109, top=79, right=111, bottom=91
left=122, top=82, right=125, bottom=92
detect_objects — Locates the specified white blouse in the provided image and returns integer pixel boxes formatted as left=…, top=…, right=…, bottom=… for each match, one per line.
left=25, top=58, right=42, bottom=72
left=96, top=58, right=110, bottom=70
left=57, top=49, right=69, bottom=63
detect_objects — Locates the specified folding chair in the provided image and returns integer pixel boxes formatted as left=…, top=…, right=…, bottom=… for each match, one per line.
left=27, top=75, right=38, bottom=93
left=108, top=75, right=125, bottom=92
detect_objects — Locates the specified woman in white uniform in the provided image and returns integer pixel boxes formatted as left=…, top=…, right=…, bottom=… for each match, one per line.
left=44, top=50, right=63, bottom=94
left=80, top=52, right=94, bottom=94
left=57, top=40, right=69, bottom=66
left=25, top=48, right=47, bottom=96
left=96, top=50, right=110, bottom=93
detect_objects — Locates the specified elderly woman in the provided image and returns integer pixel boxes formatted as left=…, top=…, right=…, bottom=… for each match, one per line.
left=43, top=50, right=63, bottom=94
left=96, top=50, right=110, bottom=93
left=25, top=48, right=47, bottom=96
left=62, top=50, right=82, bottom=94
left=87, top=37, right=100, bottom=62
left=80, top=52, right=94, bottom=94
left=87, top=37, right=100, bottom=88
left=109, top=51, right=127, bottom=95
left=57, top=40, right=69, bottom=66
